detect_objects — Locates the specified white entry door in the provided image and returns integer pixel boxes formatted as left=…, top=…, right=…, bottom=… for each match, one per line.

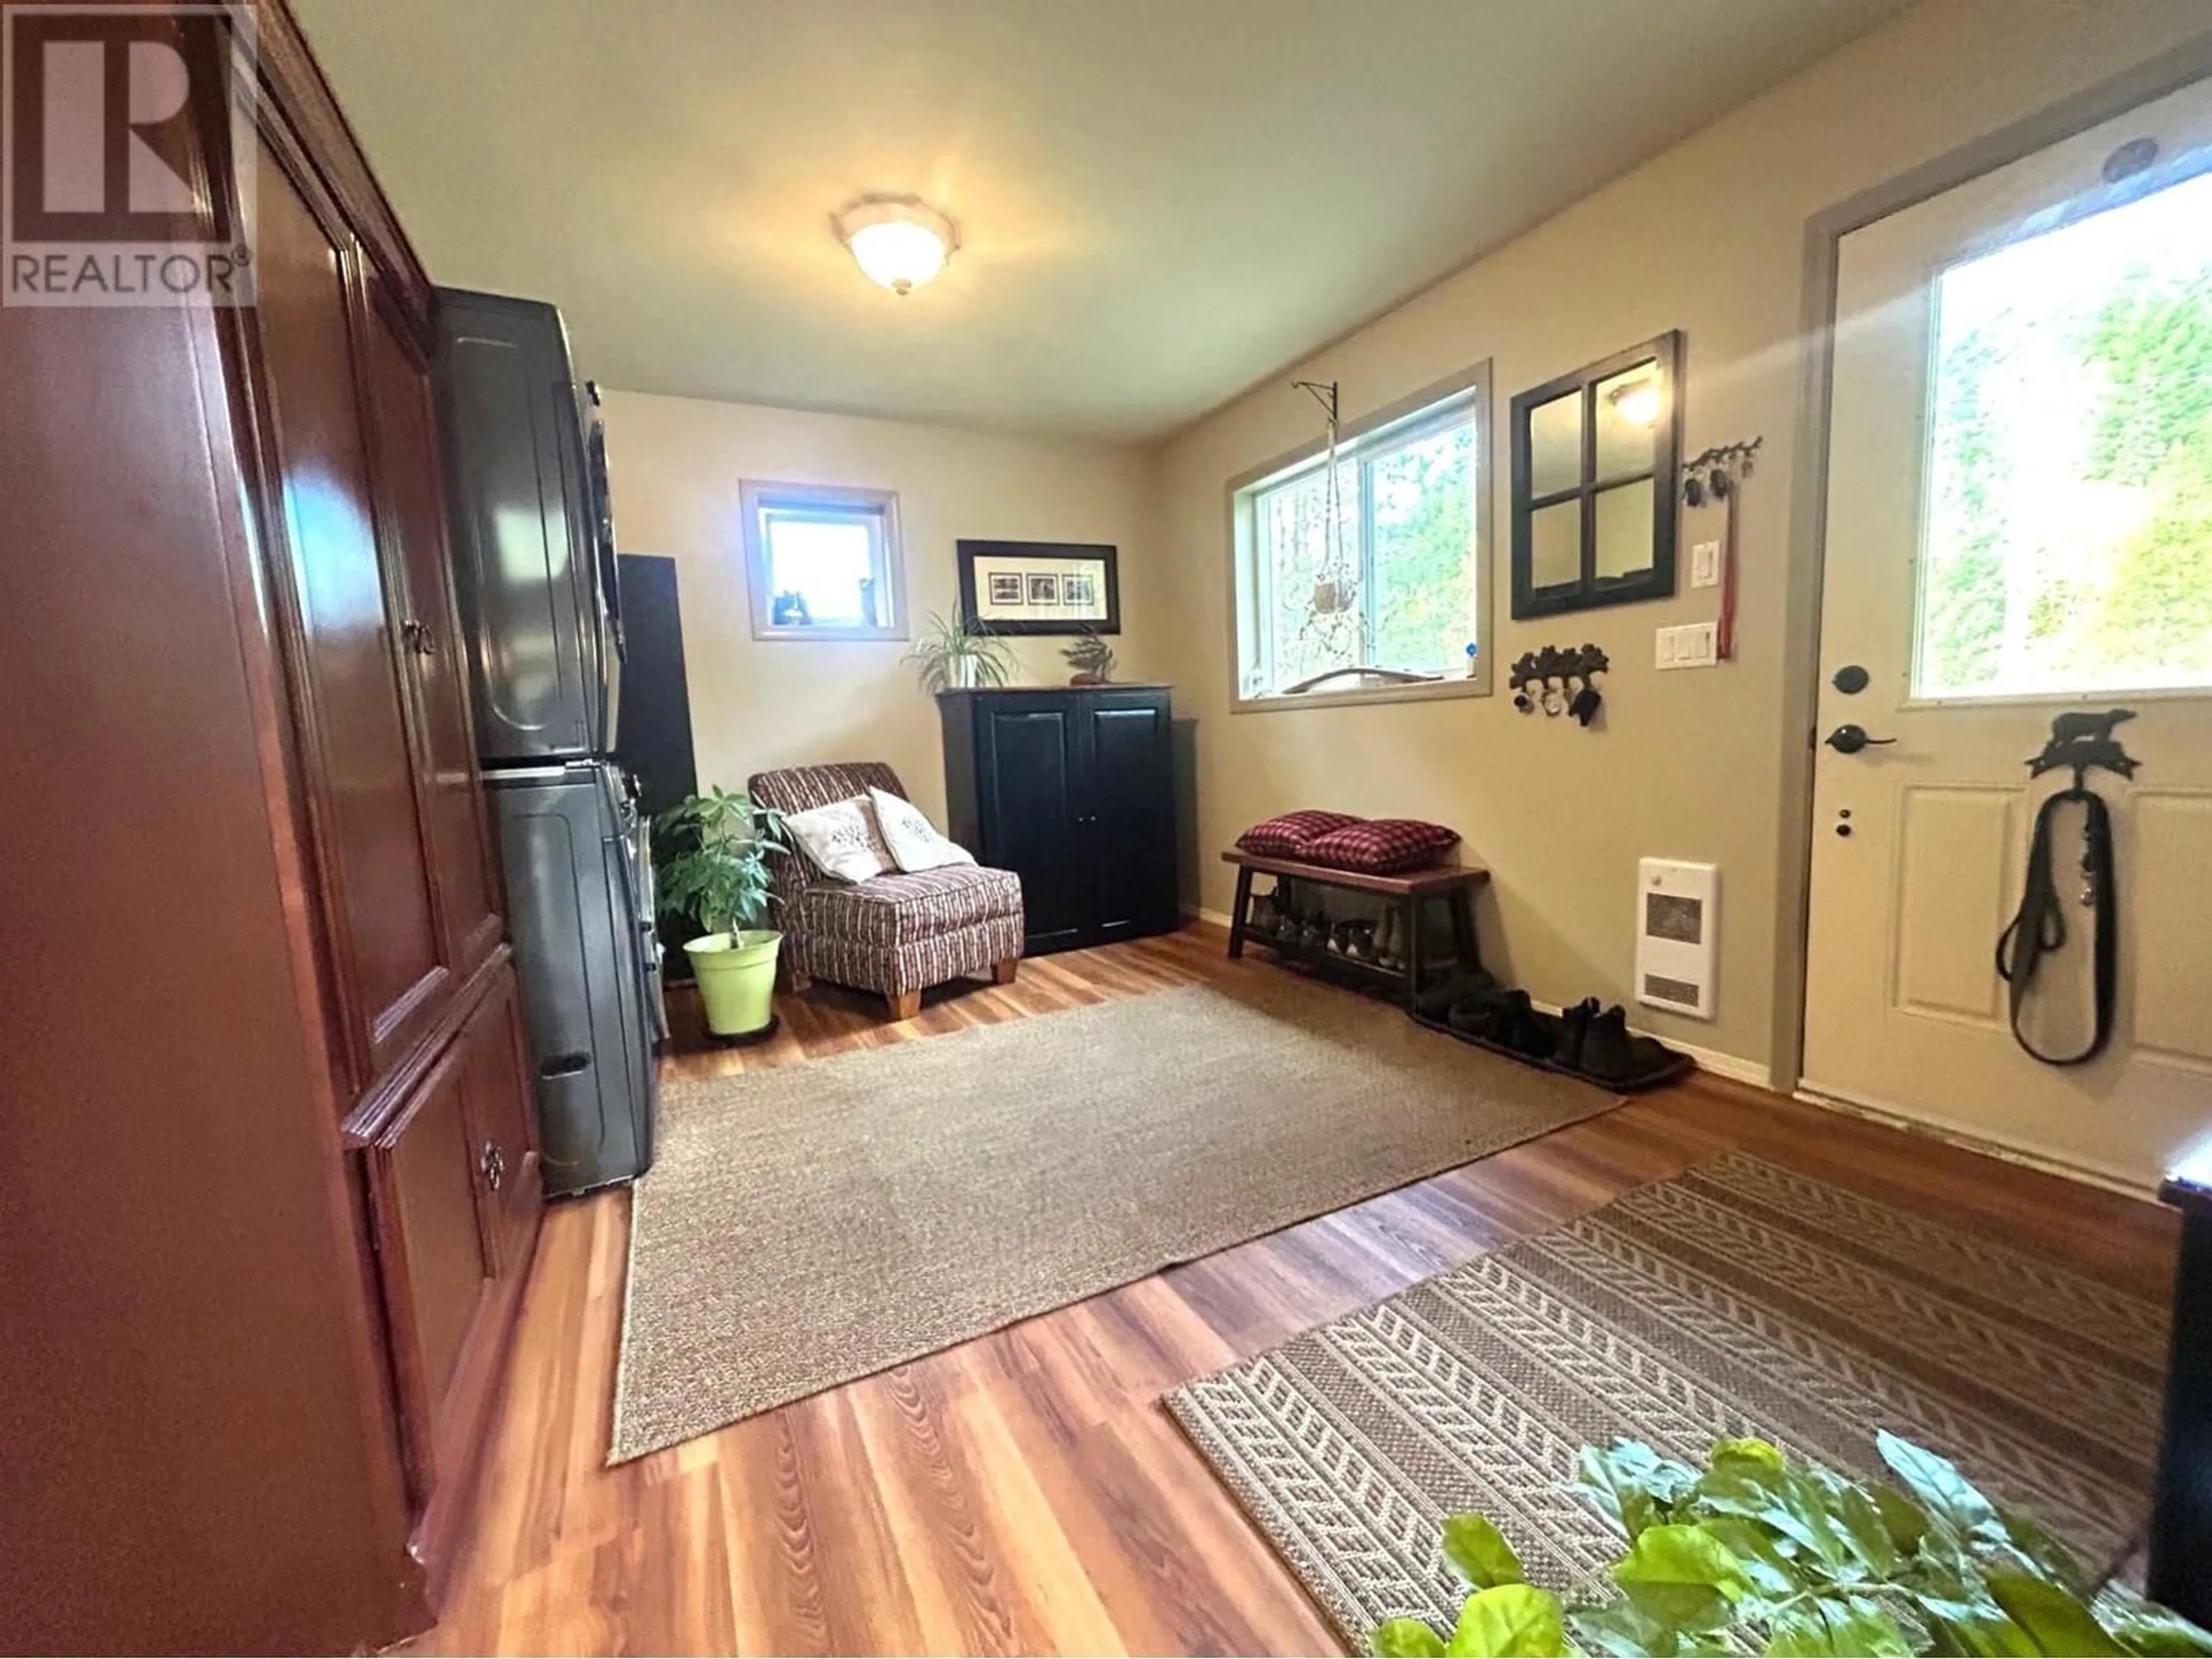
left=1802, top=78, right=2212, bottom=1191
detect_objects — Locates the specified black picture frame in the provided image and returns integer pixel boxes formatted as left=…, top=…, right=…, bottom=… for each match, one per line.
left=1508, top=331, right=1683, bottom=620
left=957, top=540, right=1121, bottom=635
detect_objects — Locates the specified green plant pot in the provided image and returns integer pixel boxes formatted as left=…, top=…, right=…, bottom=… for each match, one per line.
left=684, top=930, right=781, bottom=1037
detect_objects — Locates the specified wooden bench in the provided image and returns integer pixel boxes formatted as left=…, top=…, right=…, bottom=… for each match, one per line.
left=1222, top=848, right=1489, bottom=1012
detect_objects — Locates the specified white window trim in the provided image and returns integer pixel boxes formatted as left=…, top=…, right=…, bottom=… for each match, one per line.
left=740, top=479, right=909, bottom=642
left=1225, top=361, right=1493, bottom=714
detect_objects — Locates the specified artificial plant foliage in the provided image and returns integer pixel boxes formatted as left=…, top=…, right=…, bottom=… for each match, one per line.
left=904, top=609, right=1017, bottom=693
left=1370, top=1431, right=2212, bottom=1658
left=654, top=786, right=787, bottom=937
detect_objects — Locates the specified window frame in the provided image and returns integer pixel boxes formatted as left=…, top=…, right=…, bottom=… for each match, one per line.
left=1227, top=360, right=1494, bottom=715
left=739, top=479, right=908, bottom=642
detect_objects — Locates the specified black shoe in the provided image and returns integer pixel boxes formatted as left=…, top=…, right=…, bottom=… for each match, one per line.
left=1554, top=997, right=1601, bottom=1070
left=1414, top=967, right=1498, bottom=1020
left=1483, top=989, right=1556, bottom=1059
left=1576, top=1004, right=1677, bottom=1084
left=1446, top=986, right=1510, bottom=1037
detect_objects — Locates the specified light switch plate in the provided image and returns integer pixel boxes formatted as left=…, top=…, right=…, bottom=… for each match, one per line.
left=1656, top=622, right=1717, bottom=669
left=1690, top=541, right=1722, bottom=589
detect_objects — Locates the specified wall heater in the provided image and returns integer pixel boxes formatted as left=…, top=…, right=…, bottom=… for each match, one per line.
left=1635, top=858, right=1718, bottom=1020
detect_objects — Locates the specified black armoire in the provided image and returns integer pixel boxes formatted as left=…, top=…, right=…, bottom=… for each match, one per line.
left=939, top=686, right=1178, bottom=954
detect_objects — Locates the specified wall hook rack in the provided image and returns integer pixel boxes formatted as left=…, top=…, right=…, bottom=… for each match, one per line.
left=1509, top=642, right=1608, bottom=726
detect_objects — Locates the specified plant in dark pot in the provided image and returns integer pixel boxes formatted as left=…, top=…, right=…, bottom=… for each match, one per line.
left=1062, top=626, right=1116, bottom=685
left=656, top=786, right=788, bottom=1037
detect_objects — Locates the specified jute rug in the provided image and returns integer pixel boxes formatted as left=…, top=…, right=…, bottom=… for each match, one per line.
left=611, top=973, right=1616, bottom=1462
left=1166, top=1151, right=2170, bottom=1646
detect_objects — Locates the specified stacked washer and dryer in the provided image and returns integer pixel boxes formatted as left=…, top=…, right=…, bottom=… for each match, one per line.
left=435, top=288, right=660, bottom=1196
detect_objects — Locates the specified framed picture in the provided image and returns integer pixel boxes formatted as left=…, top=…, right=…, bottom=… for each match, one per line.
left=957, top=540, right=1120, bottom=635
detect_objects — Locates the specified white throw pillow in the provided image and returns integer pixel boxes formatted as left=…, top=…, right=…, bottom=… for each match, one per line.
left=783, top=796, right=892, bottom=883
left=869, top=787, right=976, bottom=873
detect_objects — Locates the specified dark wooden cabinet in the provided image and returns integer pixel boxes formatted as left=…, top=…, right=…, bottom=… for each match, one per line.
left=0, top=5, right=539, bottom=1650
left=940, top=686, right=1179, bottom=954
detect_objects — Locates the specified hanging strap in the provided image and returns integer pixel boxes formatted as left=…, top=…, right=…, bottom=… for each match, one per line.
left=1994, top=785, right=2118, bottom=1066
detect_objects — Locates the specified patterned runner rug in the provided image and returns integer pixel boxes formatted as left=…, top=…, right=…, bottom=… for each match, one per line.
left=1165, top=1151, right=2169, bottom=1647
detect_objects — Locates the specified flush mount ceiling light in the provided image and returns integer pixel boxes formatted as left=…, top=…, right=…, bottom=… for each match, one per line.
left=831, top=194, right=958, bottom=296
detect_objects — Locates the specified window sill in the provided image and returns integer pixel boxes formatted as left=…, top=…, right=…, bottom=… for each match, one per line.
left=751, top=624, right=910, bottom=643
left=1230, top=676, right=1491, bottom=715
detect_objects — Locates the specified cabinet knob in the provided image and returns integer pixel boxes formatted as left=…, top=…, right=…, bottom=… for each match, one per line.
left=400, top=618, right=435, bottom=658
left=479, top=1141, right=505, bottom=1192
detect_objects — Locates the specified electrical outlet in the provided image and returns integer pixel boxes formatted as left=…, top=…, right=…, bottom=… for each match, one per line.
left=1656, top=622, right=1717, bottom=669
left=1690, top=541, right=1722, bottom=589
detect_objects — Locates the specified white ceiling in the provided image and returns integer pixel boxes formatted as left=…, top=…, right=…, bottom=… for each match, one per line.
left=294, top=0, right=1912, bottom=442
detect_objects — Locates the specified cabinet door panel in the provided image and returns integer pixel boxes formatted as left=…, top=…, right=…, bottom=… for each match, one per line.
left=460, top=968, right=543, bottom=1279
left=980, top=705, right=1085, bottom=952
left=1084, top=696, right=1176, bottom=943
left=252, top=139, right=446, bottom=1075
left=365, top=1047, right=495, bottom=1506
left=359, top=298, right=503, bottom=976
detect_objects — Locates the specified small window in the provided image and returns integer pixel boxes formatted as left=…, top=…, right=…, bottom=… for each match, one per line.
left=1916, top=165, right=2212, bottom=699
left=740, top=480, right=907, bottom=641
left=1232, top=365, right=1490, bottom=709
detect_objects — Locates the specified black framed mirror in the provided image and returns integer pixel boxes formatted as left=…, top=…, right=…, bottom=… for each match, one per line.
left=1508, top=331, right=1682, bottom=619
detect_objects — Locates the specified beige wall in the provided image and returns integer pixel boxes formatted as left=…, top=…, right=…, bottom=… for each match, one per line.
left=603, top=391, right=1156, bottom=825
left=1152, top=0, right=2212, bottom=1077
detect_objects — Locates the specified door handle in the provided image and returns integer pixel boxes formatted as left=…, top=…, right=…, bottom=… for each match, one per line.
left=1824, top=724, right=1896, bottom=755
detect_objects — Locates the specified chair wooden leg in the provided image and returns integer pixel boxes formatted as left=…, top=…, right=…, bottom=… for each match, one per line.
left=887, top=989, right=922, bottom=1021
left=993, top=957, right=1019, bottom=986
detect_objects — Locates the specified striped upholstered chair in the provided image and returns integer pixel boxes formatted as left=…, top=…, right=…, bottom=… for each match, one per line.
left=747, top=761, right=1024, bottom=1021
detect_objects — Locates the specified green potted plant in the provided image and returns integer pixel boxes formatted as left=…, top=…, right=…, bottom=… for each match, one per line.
left=656, top=786, right=788, bottom=1037
left=1061, top=627, right=1116, bottom=685
left=906, top=609, right=1017, bottom=692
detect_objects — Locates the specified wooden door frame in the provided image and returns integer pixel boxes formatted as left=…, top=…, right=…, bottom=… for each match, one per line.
left=1773, top=36, right=2212, bottom=1096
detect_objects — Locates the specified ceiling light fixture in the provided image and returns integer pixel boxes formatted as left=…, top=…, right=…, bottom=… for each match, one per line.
left=832, top=194, right=958, bottom=296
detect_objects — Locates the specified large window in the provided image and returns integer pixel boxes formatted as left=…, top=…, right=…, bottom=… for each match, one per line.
left=1916, top=165, right=2212, bottom=699
left=740, top=480, right=907, bottom=641
left=1233, top=367, right=1489, bottom=707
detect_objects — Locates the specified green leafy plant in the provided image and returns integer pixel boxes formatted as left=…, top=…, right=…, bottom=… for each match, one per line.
left=1061, top=626, right=1116, bottom=683
left=654, top=786, right=787, bottom=937
left=1373, top=1432, right=2212, bottom=1658
left=904, top=609, right=1017, bottom=693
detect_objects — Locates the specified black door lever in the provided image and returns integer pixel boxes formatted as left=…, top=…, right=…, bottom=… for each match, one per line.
left=1824, top=724, right=1897, bottom=755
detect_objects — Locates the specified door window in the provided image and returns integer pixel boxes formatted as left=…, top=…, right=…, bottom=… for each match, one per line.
left=1915, top=165, right=2212, bottom=699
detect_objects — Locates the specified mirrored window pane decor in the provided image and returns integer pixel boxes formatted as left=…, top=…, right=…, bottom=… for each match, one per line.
left=1509, top=331, right=1682, bottom=619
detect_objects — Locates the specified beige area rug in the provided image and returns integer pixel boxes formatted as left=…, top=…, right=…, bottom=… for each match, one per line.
left=610, top=972, right=1617, bottom=1462
left=1166, top=1151, right=2171, bottom=1647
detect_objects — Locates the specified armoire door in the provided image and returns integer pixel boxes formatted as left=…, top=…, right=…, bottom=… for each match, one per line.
left=1081, top=692, right=1176, bottom=944
left=978, top=698, right=1087, bottom=952
left=359, top=292, right=505, bottom=979
left=251, top=134, right=448, bottom=1081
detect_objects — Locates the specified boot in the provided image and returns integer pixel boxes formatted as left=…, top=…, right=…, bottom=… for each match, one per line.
left=1554, top=997, right=1601, bottom=1071
left=1490, top=990, right=1557, bottom=1059
left=1374, top=908, right=1400, bottom=970
left=1575, top=1004, right=1677, bottom=1084
left=1414, top=967, right=1498, bottom=1021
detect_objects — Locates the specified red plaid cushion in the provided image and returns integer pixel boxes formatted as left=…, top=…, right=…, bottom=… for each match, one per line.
left=1236, top=809, right=1365, bottom=857
left=1300, top=818, right=1460, bottom=873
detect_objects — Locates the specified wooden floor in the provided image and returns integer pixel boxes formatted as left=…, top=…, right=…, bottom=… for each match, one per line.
left=407, top=925, right=2179, bottom=1656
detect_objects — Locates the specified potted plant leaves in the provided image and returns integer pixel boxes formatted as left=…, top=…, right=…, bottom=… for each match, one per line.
left=1062, top=627, right=1116, bottom=685
left=905, top=609, right=1017, bottom=692
left=656, top=786, right=788, bottom=1038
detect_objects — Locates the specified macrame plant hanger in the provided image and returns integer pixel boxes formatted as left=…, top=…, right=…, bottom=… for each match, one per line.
left=1289, top=378, right=1361, bottom=670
